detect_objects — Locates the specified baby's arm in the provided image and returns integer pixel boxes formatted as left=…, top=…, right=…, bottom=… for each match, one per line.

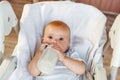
left=28, top=44, right=47, bottom=77
left=58, top=52, right=85, bottom=75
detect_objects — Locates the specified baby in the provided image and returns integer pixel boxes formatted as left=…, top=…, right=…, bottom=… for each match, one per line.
left=28, top=20, right=85, bottom=80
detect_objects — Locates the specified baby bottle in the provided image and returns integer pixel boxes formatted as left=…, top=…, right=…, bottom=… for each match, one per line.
left=37, top=46, right=58, bottom=74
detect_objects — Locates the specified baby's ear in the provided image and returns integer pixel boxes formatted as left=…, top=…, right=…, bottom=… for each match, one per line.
left=41, top=37, right=44, bottom=42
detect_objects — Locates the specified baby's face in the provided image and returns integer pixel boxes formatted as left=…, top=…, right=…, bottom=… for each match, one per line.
left=42, top=25, right=70, bottom=53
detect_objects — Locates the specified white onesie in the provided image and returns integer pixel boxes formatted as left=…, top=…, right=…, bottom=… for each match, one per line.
left=36, top=49, right=85, bottom=80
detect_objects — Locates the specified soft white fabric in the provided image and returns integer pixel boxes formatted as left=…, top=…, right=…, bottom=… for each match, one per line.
left=9, top=1, right=107, bottom=80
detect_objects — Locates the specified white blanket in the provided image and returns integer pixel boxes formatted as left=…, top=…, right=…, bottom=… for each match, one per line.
left=9, top=1, right=106, bottom=80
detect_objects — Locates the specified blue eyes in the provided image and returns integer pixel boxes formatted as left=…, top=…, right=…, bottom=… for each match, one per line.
left=48, top=36, right=64, bottom=41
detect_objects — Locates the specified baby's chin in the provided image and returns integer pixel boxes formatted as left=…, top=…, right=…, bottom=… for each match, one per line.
left=64, top=48, right=69, bottom=53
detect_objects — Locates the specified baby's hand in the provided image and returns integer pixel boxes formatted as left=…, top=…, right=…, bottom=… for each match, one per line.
left=39, top=43, right=48, bottom=51
left=55, top=50, right=66, bottom=62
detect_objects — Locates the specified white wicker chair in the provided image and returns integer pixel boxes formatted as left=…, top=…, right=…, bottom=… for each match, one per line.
left=0, top=1, right=18, bottom=80
left=109, top=14, right=120, bottom=80
left=8, top=1, right=107, bottom=80
left=0, top=0, right=18, bottom=62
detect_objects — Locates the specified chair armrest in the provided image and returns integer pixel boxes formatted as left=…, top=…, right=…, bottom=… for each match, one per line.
left=0, top=56, right=17, bottom=80
left=0, top=51, right=2, bottom=64
left=93, top=64, right=107, bottom=80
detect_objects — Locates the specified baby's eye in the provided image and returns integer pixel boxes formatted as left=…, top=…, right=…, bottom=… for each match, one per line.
left=59, top=37, right=64, bottom=41
left=48, top=36, right=53, bottom=39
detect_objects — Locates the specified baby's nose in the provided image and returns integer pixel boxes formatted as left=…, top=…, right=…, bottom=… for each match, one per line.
left=52, top=39, right=57, bottom=44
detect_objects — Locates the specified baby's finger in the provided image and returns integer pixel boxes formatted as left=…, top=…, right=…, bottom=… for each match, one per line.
left=40, top=43, right=48, bottom=50
left=57, top=51, right=65, bottom=61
